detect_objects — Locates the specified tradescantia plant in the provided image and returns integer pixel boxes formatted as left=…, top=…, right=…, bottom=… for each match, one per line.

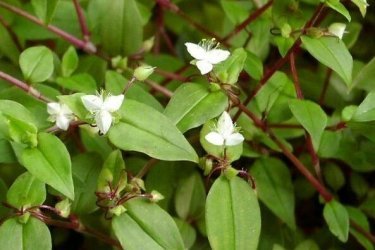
left=0, top=0, right=375, bottom=249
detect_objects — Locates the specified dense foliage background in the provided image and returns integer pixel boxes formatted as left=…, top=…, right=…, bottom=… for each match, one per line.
left=0, top=0, right=374, bottom=249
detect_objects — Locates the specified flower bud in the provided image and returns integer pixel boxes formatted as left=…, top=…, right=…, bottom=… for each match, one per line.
left=150, top=190, right=164, bottom=202
left=281, top=23, right=292, bottom=38
left=142, top=37, right=155, bottom=53
left=306, top=27, right=324, bottom=38
left=328, top=23, right=346, bottom=40
left=134, top=65, right=155, bottom=81
left=111, top=56, right=128, bottom=71
left=224, top=166, right=239, bottom=180
left=109, top=205, right=127, bottom=216
left=55, top=198, right=71, bottom=218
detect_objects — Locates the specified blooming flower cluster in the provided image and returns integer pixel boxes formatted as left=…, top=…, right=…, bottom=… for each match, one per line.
left=185, top=39, right=230, bottom=75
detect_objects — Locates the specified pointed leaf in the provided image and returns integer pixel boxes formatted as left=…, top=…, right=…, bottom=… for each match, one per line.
left=323, top=199, right=349, bottom=242
left=31, top=0, right=59, bottom=23
left=289, top=99, right=327, bottom=150
left=21, top=132, right=74, bottom=199
left=112, top=199, right=185, bottom=250
left=301, top=36, right=352, bottom=87
left=250, top=157, right=296, bottom=230
left=206, top=175, right=261, bottom=250
left=108, top=99, right=198, bottom=162
left=164, top=83, right=227, bottom=133
left=352, top=91, right=375, bottom=122
left=326, top=0, right=351, bottom=22
left=61, top=46, right=79, bottom=77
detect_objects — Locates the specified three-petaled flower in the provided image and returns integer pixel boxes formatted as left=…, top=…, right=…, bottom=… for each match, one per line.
left=205, top=111, right=244, bottom=146
left=47, top=102, right=74, bottom=131
left=328, top=23, right=347, bottom=40
left=81, top=92, right=124, bottom=135
left=185, top=39, right=230, bottom=75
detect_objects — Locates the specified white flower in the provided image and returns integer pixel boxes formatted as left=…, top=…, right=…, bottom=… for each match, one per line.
left=81, top=92, right=124, bottom=135
left=185, top=39, right=230, bottom=75
left=205, top=111, right=244, bottom=146
left=47, top=102, right=74, bottom=131
left=328, top=23, right=347, bottom=40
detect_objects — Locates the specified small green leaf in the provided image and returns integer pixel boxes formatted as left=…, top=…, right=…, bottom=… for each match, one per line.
left=295, top=240, right=319, bottom=250
left=7, top=116, right=38, bottom=148
left=214, top=48, right=247, bottom=84
left=31, top=0, right=60, bottom=23
left=61, top=46, right=79, bottom=77
left=112, top=199, right=185, bottom=250
left=0, top=22, right=20, bottom=64
left=351, top=0, right=368, bottom=17
left=108, top=99, right=198, bottom=163
left=250, top=157, right=296, bottom=230
left=323, top=163, right=345, bottom=191
left=323, top=199, right=349, bottom=242
left=97, top=150, right=126, bottom=193
left=0, top=217, right=52, bottom=250
left=19, top=46, right=54, bottom=83
left=326, top=0, right=351, bottom=22
left=0, top=139, right=16, bottom=163
left=352, top=57, right=375, bottom=91
left=174, top=171, right=205, bottom=220
left=301, top=36, right=352, bottom=87
left=347, top=206, right=374, bottom=250
left=352, top=91, right=375, bottom=122
left=164, top=83, right=228, bottom=133
left=289, top=99, right=327, bottom=150
left=174, top=218, right=197, bottom=249
left=56, top=74, right=97, bottom=93
left=244, top=51, right=263, bottom=80
left=206, top=175, right=261, bottom=250
left=21, top=132, right=74, bottom=199
left=7, top=172, right=46, bottom=209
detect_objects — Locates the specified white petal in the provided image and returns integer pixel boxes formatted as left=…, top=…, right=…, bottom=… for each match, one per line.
left=47, top=102, right=61, bottom=115
left=225, top=133, right=244, bottom=146
left=185, top=43, right=207, bottom=60
left=81, top=95, right=103, bottom=113
left=205, top=132, right=225, bottom=146
left=196, top=60, right=213, bottom=75
left=96, top=110, right=112, bottom=134
left=60, top=104, right=73, bottom=115
left=56, top=114, right=71, bottom=131
left=217, top=111, right=234, bottom=137
left=206, top=49, right=230, bottom=64
left=328, top=23, right=346, bottom=39
left=103, top=94, right=124, bottom=112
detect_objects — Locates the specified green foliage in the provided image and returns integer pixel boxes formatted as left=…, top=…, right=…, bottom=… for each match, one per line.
left=19, top=46, right=54, bottom=83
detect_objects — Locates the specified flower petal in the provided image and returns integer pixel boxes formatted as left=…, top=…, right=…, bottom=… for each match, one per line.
left=103, top=94, right=124, bottom=112
left=217, top=111, right=234, bottom=137
left=60, top=104, right=73, bottom=115
left=95, top=110, right=112, bottom=134
left=47, top=102, right=61, bottom=115
left=185, top=42, right=206, bottom=60
left=196, top=60, right=213, bottom=75
left=225, top=133, right=244, bottom=146
left=81, top=95, right=103, bottom=113
left=206, top=49, right=230, bottom=64
left=56, top=114, right=71, bottom=131
left=205, top=132, right=225, bottom=146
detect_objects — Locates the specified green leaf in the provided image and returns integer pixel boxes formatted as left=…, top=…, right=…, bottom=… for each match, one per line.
left=21, top=132, right=74, bottom=199
left=250, top=157, right=296, bottom=230
left=164, top=83, right=228, bottom=133
left=301, top=36, right=353, bottom=87
left=326, top=0, right=351, bottom=22
left=61, top=46, right=79, bottom=77
left=346, top=206, right=374, bottom=250
left=7, top=172, right=46, bottom=209
left=7, top=115, right=38, bottom=148
left=100, top=0, right=143, bottom=56
left=19, top=46, right=54, bottom=83
left=112, top=199, right=185, bottom=250
left=289, top=99, right=327, bottom=150
left=80, top=125, right=112, bottom=160
left=174, top=171, right=205, bottom=220
left=295, top=240, right=319, bottom=250
left=97, top=150, right=126, bottom=193
left=244, top=51, right=263, bottom=80
left=220, top=0, right=253, bottom=24
left=174, top=218, right=197, bottom=249
left=31, top=0, right=59, bottom=23
left=351, top=0, right=368, bottom=17
left=323, top=163, right=345, bottom=191
left=0, top=22, right=20, bottom=64
left=214, top=48, right=247, bottom=84
left=352, top=91, right=375, bottom=122
left=0, top=139, right=16, bottom=163
left=0, top=217, right=52, bottom=250
left=206, top=175, right=261, bottom=250
left=352, top=57, right=375, bottom=91
left=58, top=93, right=88, bottom=120
left=323, top=199, right=349, bottom=242
left=56, top=74, right=97, bottom=93
left=108, top=99, right=198, bottom=163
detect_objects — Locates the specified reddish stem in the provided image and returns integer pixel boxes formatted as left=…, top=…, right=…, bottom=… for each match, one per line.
left=72, top=0, right=90, bottom=42
left=145, top=79, right=173, bottom=98
left=0, top=15, right=22, bottom=50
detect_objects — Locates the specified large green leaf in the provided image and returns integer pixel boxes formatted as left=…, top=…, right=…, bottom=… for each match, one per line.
left=326, top=0, right=351, bottom=22
left=0, top=22, right=20, bottom=64
left=21, top=132, right=74, bottom=199
left=352, top=57, right=375, bottom=91
left=206, top=175, right=261, bottom=250
left=56, top=74, right=97, bottom=93
left=0, top=217, right=51, bottom=250
left=301, top=36, right=353, bottom=87
left=164, top=83, right=228, bottom=133
left=31, top=0, right=60, bottom=24
left=7, top=172, right=46, bottom=209
left=112, top=199, right=185, bottom=250
left=289, top=99, right=327, bottom=150
left=250, top=157, right=296, bottom=230
left=100, top=0, right=143, bottom=56
left=323, top=199, right=349, bottom=242
left=19, top=46, right=54, bottom=83
left=108, top=99, right=198, bottom=163
left=346, top=206, right=374, bottom=250
left=352, top=91, right=375, bottom=122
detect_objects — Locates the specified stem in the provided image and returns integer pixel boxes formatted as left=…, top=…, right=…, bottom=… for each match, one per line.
left=72, top=0, right=90, bottom=42
left=136, top=158, right=159, bottom=178
left=145, top=79, right=173, bottom=98
left=319, top=68, right=332, bottom=105
left=290, top=51, right=304, bottom=99
left=0, top=14, right=22, bottom=50
left=0, top=71, right=53, bottom=103
left=0, top=1, right=96, bottom=54
left=350, top=219, right=375, bottom=244
left=222, top=0, right=273, bottom=42
left=155, top=68, right=188, bottom=82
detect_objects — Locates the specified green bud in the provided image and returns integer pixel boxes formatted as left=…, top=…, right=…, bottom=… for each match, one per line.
left=111, top=56, right=128, bottom=71
left=18, top=212, right=30, bottom=224
left=129, top=177, right=145, bottom=192
left=281, top=23, right=292, bottom=38
left=209, top=82, right=221, bottom=92
left=109, top=205, right=127, bottom=217
left=214, top=48, right=247, bottom=85
left=142, top=37, right=155, bottom=53
left=341, top=105, right=357, bottom=121
left=306, top=27, right=324, bottom=38
left=150, top=190, right=164, bottom=202
left=203, top=157, right=213, bottom=176
left=55, top=198, right=71, bottom=218
left=96, top=168, right=113, bottom=193
left=224, top=166, right=239, bottom=180
left=134, top=65, right=155, bottom=81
